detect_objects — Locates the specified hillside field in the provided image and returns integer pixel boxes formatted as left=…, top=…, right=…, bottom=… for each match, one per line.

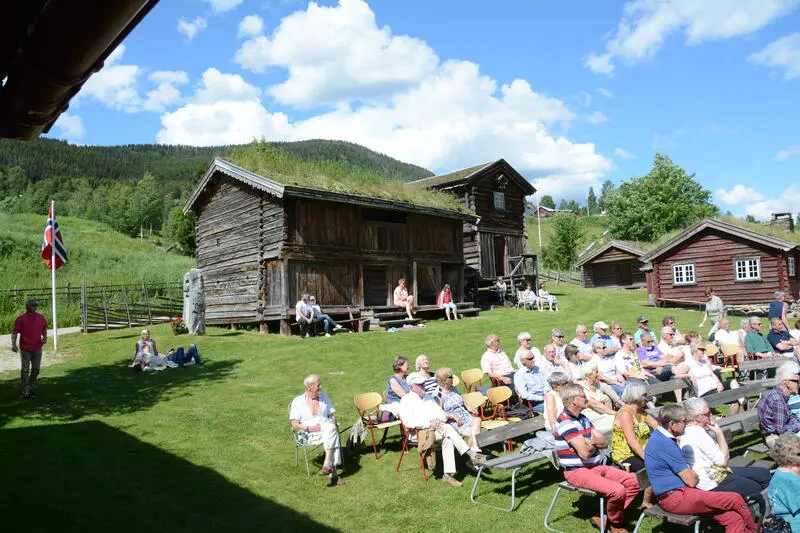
left=526, top=214, right=610, bottom=254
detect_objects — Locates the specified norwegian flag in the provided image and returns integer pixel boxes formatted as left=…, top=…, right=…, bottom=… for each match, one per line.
left=41, top=203, right=67, bottom=270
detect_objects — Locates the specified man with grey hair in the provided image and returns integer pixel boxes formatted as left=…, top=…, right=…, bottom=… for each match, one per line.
left=645, top=404, right=757, bottom=532
left=11, top=299, right=48, bottom=398
left=758, top=361, right=800, bottom=446
left=294, top=293, right=313, bottom=338
left=399, top=373, right=486, bottom=487
left=569, top=324, right=594, bottom=362
left=744, top=317, right=774, bottom=359
left=514, top=349, right=546, bottom=413
left=289, top=374, right=343, bottom=485
left=553, top=383, right=639, bottom=532
left=514, top=331, right=541, bottom=370
left=767, top=316, right=800, bottom=357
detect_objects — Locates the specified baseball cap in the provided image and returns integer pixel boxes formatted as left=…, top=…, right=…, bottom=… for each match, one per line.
left=636, top=315, right=648, bottom=323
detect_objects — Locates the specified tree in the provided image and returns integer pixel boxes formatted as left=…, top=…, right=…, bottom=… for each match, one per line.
left=744, top=214, right=757, bottom=223
left=565, top=200, right=581, bottom=214
left=542, top=214, right=583, bottom=274
left=587, top=187, right=598, bottom=215
left=605, top=153, right=718, bottom=241
left=163, top=206, right=196, bottom=254
left=557, top=198, right=568, bottom=211
left=598, top=179, right=615, bottom=211
left=540, top=195, right=556, bottom=209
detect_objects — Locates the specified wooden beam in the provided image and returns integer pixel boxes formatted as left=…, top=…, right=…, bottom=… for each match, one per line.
left=476, top=416, right=545, bottom=448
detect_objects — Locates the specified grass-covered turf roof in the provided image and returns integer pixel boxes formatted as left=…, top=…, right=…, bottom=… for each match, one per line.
left=225, top=142, right=470, bottom=214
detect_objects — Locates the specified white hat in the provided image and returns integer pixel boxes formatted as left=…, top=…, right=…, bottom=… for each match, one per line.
left=406, top=373, right=428, bottom=386
left=593, top=321, right=609, bottom=331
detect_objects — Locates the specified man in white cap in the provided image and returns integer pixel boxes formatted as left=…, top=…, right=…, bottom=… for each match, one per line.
left=399, top=373, right=486, bottom=487
left=589, top=321, right=619, bottom=357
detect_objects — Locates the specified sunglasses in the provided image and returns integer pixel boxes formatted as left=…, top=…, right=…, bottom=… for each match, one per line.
left=554, top=335, right=565, bottom=338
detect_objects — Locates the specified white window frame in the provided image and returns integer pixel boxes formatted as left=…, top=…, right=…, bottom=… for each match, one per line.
left=789, top=256, right=796, bottom=278
left=733, top=257, right=761, bottom=282
left=672, top=263, right=696, bottom=286
left=493, top=191, right=505, bottom=211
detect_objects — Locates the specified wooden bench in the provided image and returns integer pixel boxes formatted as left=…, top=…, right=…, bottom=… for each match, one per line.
left=646, top=378, right=692, bottom=399
left=288, top=306, right=369, bottom=334
left=656, top=298, right=705, bottom=311
left=470, top=448, right=553, bottom=512
left=632, top=470, right=701, bottom=533
left=475, top=416, right=546, bottom=448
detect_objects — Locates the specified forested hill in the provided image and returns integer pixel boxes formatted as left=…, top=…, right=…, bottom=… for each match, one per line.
left=0, top=138, right=433, bottom=184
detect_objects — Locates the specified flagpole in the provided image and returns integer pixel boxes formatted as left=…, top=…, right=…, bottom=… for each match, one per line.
left=535, top=192, right=542, bottom=252
left=51, top=200, right=58, bottom=353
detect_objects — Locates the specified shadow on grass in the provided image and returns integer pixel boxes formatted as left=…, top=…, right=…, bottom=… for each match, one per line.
left=0, top=421, right=337, bottom=532
left=0, top=359, right=241, bottom=427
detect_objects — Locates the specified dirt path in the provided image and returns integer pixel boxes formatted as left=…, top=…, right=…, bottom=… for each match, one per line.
left=0, top=326, right=82, bottom=374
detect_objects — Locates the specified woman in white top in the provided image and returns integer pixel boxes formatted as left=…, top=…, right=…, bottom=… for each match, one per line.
left=678, top=341, right=742, bottom=415
left=680, top=398, right=769, bottom=511
left=544, top=371, right=570, bottom=432
left=578, top=363, right=617, bottom=434
left=289, top=374, right=343, bottom=485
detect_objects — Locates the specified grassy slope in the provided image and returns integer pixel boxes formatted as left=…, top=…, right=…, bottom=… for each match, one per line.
left=526, top=214, right=610, bottom=253
left=0, top=285, right=757, bottom=532
left=0, top=213, right=194, bottom=332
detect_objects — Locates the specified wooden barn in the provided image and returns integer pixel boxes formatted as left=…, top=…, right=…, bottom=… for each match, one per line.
left=183, top=158, right=476, bottom=331
left=408, top=159, right=537, bottom=283
left=640, top=218, right=800, bottom=306
left=575, top=240, right=646, bottom=289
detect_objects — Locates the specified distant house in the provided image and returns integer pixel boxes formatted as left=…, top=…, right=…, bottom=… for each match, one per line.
left=184, top=158, right=475, bottom=331
left=408, top=159, right=537, bottom=282
left=575, top=240, right=646, bottom=289
left=640, top=218, right=800, bottom=305
left=531, top=205, right=559, bottom=218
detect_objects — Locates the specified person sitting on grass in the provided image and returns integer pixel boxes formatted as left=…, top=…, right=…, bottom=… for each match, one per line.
left=135, top=329, right=158, bottom=357
left=644, top=404, right=757, bottom=532
left=611, top=382, right=658, bottom=508
left=290, top=374, right=344, bottom=486
left=308, top=295, right=344, bottom=337
left=681, top=398, right=769, bottom=513
left=758, top=361, right=800, bottom=447
left=514, top=349, right=546, bottom=413
left=768, top=433, right=800, bottom=532
left=435, top=367, right=482, bottom=453
left=553, top=383, right=639, bottom=533
left=744, top=317, right=775, bottom=359
left=436, top=284, right=459, bottom=321
left=480, top=334, right=515, bottom=390
left=399, top=373, right=486, bottom=487
left=166, top=344, right=204, bottom=367
left=393, top=278, right=415, bottom=321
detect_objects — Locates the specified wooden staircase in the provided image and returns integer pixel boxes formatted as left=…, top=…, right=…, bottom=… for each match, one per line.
left=372, top=302, right=480, bottom=329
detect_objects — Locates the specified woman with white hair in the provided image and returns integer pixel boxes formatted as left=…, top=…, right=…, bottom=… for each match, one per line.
left=611, top=382, right=657, bottom=506
left=579, top=361, right=617, bottom=434
left=768, top=433, right=800, bottom=531
left=680, top=397, right=769, bottom=511
left=410, top=354, right=438, bottom=396
left=514, top=332, right=542, bottom=369
left=544, top=371, right=570, bottom=432
left=435, top=367, right=482, bottom=452
left=680, top=341, right=742, bottom=415
left=289, top=374, right=343, bottom=485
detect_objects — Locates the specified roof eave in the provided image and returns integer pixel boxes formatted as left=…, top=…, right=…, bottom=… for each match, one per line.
left=182, top=158, right=284, bottom=214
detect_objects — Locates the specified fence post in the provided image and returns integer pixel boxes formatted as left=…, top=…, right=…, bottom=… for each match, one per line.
left=101, top=288, right=109, bottom=330
left=122, top=286, right=132, bottom=328
left=81, top=278, right=87, bottom=333
left=142, top=280, right=153, bottom=325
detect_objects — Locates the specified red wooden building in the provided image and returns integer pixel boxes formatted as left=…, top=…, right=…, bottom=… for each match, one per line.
left=576, top=240, right=646, bottom=289
left=640, top=218, right=800, bottom=305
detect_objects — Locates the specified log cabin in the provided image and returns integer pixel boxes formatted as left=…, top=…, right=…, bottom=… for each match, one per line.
left=576, top=240, right=646, bottom=289
left=640, top=218, right=800, bottom=306
left=407, top=159, right=537, bottom=284
left=183, top=158, right=477, bottom=332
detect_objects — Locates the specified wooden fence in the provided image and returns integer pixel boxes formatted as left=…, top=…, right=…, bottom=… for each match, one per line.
left=538, top=268, right=582, bottom=285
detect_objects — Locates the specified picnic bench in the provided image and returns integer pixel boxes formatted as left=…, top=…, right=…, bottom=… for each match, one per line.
left=287, top=306, right=369, bottom=334
left=656, top=298, right=705, bottom=311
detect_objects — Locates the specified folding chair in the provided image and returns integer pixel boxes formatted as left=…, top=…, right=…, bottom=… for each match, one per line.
left=395, top=423, right=430, bottom=482
left=719, top=343, right=741, bottom=369
left=290, top=403, right=323, bottom=476
left=461, top=368, right=485, bottom=392
left=482, top=386, right=516, bottom=451
left=353, top=392, right=402, bottom=460
left=543, top=454, right=607, bottom=533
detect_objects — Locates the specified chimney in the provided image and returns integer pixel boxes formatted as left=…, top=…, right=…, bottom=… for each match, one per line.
left=770, top=213, right=795, bottom=232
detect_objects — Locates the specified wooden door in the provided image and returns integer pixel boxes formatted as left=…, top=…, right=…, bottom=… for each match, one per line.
left=363, top=266, right=388, bottom=306
left=494, top=235, right=506, bottom=276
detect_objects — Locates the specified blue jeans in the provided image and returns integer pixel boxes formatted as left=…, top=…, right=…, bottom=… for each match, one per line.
left=608, top=383, right=625, bottom=396
left=313, top=313, right=338, bottom=334
left=168, top=344, right=203, bottom=366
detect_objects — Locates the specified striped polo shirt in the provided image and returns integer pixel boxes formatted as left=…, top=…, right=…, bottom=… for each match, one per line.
left=553, top=408, right=604, bottom=469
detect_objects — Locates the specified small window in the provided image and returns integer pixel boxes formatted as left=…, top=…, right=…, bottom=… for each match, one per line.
left=734, top=257, right=761, bottom=281
left=493, top=191, right=505, bottom=211
left=789, top=256, right=796, bottom=278
left=672, top=263, right=695, bottom=285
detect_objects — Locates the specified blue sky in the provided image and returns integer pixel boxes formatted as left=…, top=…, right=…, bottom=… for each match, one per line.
left=47, top=0, right=800, bottom=219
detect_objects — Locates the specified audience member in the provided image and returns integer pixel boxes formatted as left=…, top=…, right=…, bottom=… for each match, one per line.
left=616, top=332, right=657, bottom=385
left=551, top=328, right=567, bottom=360
left=681, top=398, right=769, bottom=512
left=434, top=368, right=482, bottom=452
left=790, top=318, right=800, bottom=341
left=594, top=339, right=626, bottom=396
left=409, top=355, right=438, bottom=396
left=737, top=318, right=752, bottom=348
left=544, top=371, right=570, bottom=432
left=537, top=343, right=560, bottom=383
left=657, top=326, right=685, bottom=363
left=393, top=278, right=416, bottom=320
left=290, top=374, right=344, bottom=485
left=662, top=315, right=685, bottom=345
left=514, top=331, right=542, bottom=369
left=553, top=383, right=639, bottom=533
left=633, top=315, right=655, bottom=346
left=637, top=333, right=676, bottom=382
left=295, top=294, right=314, bottom=338
left=578, top=363, right=618, bottom=434
left=165, top=344, right=204, bottom=367
left=769, top=290, right=791, bottom=332
left=494, top=277, right=507, bottom=302
left=308, top=295, right=343, bottom=337
left=610, top=321, right=624, bottom=348
left=698, top=287, right=725, bottom=341
left=611, top=382, right=657, bottom=507
left=519, top=282, right=537, bottom=310
left=767, top=317, right=800, bottom=358
left=386, top=356, right=410, bottom=405
left=767, top=433, right=800, bottom=532
left=744, top=317, right=775, bottom=359
left=537, top=281, right=558, bottom=311
left=590, top=321, right=619, bottom=355
left=436, top=284, right=459, bottom=321
left=714, top=318, right=739, bottom=348
left=677, top=341, right=742, bottom=414
left=644, top=404, right=757, bottom=532
left=480, top=334, right=515, bottom=389
left=758, top=361, right=800, bottom=446
left=399, top=373, right=486, bottom=487
left=135, top=328, right=158, bottom=356
left=514, top=349, right=546, bottom=413
left=562, top=344, right=583, bottom=381
left=570, top=324, right=594, bottom=362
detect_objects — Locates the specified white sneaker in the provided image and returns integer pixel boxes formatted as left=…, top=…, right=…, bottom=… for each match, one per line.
left=334, top=324, right=343, bottom=330
left=325, top=333, right=331, bottom=337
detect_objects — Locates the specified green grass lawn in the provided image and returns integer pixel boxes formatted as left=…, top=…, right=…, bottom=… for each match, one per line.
left=0, top=286, right=759, bottom=532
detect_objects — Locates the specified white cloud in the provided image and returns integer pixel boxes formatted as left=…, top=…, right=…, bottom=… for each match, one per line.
left=715, top=184, right=766, bottom=205
left=178, top=16, right=208, bottom=41
left=143, top=71, right=189, bottom=112
left=585, top=0, right=800, bottom=75
left=597, top=88, right=614, bottom=98
left=234, top=0, right=440, bottom=106
left=79, top=45, right=142, bottom=112
left=614, top=147, right=635, bottom=159
left=749, top=33, right=800, bottom=79
left=586, top=111, right=609, bottom=124
left=238, top=14, right=264, bottom=38
left=775, top=145, right=800, bottom=161
left=201, top=0, right=243, bottom=14
left=53, top=113, right=85, bottom=141
left=744, top=184, right=800, bottom=219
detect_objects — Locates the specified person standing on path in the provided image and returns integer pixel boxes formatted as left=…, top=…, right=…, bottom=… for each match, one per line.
left=10, top=299, right=48, bottom=398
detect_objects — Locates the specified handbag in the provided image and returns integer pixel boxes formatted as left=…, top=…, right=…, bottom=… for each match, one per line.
left=761, top=517, right=792, bottom=533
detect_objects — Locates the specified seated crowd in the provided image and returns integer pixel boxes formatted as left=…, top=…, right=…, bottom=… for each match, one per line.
left=291, top=310, right=800, bottom=529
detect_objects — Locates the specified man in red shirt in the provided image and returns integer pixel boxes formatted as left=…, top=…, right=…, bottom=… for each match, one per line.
left=11, top=299, right=48, bottom=398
